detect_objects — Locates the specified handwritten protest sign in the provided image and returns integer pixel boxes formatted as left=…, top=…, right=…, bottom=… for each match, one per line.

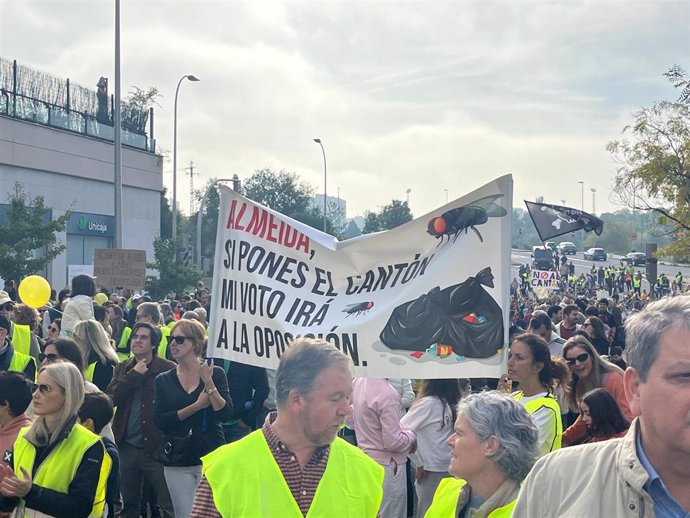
left=208, top=175, right=512, bottom=378
left=530, top=269, right=559, bottom=290
left=94, top=249, right=147, bottom=290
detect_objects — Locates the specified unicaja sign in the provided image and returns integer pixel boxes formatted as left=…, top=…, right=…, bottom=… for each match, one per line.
left=78, top=215, right=108, bottom=234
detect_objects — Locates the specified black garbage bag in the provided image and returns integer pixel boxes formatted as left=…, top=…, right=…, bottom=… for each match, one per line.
left=379, top=267, right=504, bottom=358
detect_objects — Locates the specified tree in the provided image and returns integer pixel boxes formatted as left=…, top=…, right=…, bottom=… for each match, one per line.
left=664, top=64, right=690, bottom=105
left=243, top=168, right=344, bottom=238
left=0, top=183, right=69, bottom=283
left=362, top=200, right=413, bottom=234
left=145, top=236, right=202, bottom=300
left=160, top=187, right=172, bottom=240
left=607, top=100, right=690, bottom=260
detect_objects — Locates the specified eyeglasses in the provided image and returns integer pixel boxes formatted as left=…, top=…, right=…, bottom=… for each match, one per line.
left=32, top=383, right=54, bottom=394
left=566, top=352, right=590, bottom=365
left=0, top=304, right=14, bottom=312
left=167, top=335, right=190, bottom=345
left=583, top=321, right=592, bottom=327
left=39, top=353, right=59, bottom=363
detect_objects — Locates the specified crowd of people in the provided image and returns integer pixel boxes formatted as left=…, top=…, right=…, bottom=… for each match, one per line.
left=0, top=269, right=688, bottom=517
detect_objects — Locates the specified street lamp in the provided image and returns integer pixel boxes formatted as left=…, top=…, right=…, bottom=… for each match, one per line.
left=406, top=188, right=411, bottom=205
left=444, top=189, right=449, bottom=203
left=591, top=187, right=597, bottom=214
left=313, top=138, right=327, bottom=231
left=578, top=181, right=584, bottom=211
left=172, top=74, right=200, bottom=240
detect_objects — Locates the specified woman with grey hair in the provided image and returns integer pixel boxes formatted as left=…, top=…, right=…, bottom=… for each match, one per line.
left=0, top=361, right=112, bottom=518
left=424, top=391, right=539, bottom=518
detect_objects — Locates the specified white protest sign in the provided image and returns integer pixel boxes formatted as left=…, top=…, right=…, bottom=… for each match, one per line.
left=530, top=269, right=559, bottom=290
left=208, top=175, right=512, bottom=378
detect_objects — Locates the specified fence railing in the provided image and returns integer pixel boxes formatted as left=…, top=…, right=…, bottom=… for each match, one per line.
left=0, top=57, right=155, bottom=153
left=0, top=89, right=155, bottom=153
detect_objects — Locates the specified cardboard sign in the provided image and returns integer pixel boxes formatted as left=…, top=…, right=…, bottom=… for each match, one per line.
left=530, top=269, right=559, bottom=289
left=93, top=249, right=147, bottom=290
left=208, top=176, right=513, bottom=378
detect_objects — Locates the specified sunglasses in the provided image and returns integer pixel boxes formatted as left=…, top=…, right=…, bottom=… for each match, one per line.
left=49, top=326, right=59, bottom=333
left=39, top=353, right=59, bottom=363
left=0, top=304, right=14, bottom=312
left=566, top=352, right=590, bottom=365
left=167, top=335, right=190, bottom=345
left=32, top=383, right=54, bottom=394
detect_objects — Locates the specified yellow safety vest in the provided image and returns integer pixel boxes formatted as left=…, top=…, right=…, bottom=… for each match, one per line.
left=84, top=361, right=114, bottom=384
left=8, top=349, right=37, bottom=381
left=633, top=277, right=641, bottom=288
left=11, top=324, right=31, bottom=356
left=513, top=392, right=562, bottom=453
left=14, top=424, right=112, bottom=518
left=157, top=326, right=170, bottom=360
left=115, top=326, right=133, bottom=362
left=202, top=430, right=384, bottom=518
left=424, top=478, right=515, bottom=518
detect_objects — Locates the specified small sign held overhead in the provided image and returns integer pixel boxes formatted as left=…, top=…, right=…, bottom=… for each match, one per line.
left=94, top=249, right=147, bottom=290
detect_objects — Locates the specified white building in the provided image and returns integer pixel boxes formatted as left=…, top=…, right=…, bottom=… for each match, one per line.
left=0, top=59, right=162, bottom=290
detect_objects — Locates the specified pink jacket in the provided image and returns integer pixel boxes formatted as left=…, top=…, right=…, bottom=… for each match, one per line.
left=0, top=413, right=32, bottom=479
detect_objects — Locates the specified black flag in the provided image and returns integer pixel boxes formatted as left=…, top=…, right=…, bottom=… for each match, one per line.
left=524, top=201, right=604, bottom=242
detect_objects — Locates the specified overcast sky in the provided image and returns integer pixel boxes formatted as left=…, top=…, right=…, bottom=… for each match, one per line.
left=1, top=0, right=688, bottom=220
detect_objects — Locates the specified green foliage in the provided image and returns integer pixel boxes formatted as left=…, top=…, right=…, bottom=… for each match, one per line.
left=160, top=187, right=172, bottom=240
left=0, top=183, right=69, bottom=283
left=607, top=100, right=690, bottom=260
left=243, top=168, right=344, bottom=238
left=145, top=236, right=202, bottom=300
left=361, top=200, right=413, bottom=234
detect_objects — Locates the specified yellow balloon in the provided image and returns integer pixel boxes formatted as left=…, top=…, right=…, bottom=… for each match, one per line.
left=18, top=275, right=52, bottom=308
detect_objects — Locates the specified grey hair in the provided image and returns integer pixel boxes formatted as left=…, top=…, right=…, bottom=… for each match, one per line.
left=625, top=296, right=690, bottom=381
left=137, top=302, right=162, bottom=325
left=25, top=361, right=85, bottom=446
left=456, top=391, right=539, bottom=481
left=73, top=319, right=119, bottom=366
left=275, top=338, right=353, bottom=408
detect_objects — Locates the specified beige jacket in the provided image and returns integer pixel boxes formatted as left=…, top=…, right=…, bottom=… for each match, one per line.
left=513, top=419, right=654, bottom=518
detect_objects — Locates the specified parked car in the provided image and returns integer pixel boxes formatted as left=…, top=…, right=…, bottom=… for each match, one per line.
left=620, top=252, right=646, bottom=266
left=558, top=241, right=577, bottom=255
left=532, top=247, right=555, bottom=269
left=584, top=247, right=608, bottom=261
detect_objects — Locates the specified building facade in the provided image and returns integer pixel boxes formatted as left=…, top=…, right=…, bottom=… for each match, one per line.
left=1, top=59, right=162, bottom=290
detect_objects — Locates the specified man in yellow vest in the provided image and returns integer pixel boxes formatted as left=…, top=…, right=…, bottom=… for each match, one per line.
left=0, top=314, right=36, bottom=381
left=190, top=338, right=384, bottom=518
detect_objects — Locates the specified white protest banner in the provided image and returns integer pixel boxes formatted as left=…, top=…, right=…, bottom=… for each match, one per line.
left=208, top=175, right=512, bottom=378
left=530, top=269, right=559, bottom=290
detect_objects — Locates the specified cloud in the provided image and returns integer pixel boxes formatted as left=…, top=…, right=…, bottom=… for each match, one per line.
left=1, top=0, right=687, bottom=220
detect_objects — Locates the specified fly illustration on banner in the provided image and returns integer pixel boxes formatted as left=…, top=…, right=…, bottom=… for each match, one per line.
left=427, top=194, right=507, bottom=245
left=342, top=301, right=374, bottom=317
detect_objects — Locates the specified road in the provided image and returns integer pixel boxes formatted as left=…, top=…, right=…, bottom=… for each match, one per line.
left=510, top=249, right=690, bottom=294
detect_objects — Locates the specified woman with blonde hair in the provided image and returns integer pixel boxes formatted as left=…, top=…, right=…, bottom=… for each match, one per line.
left=73, top=319, right=118, bottom=392
left=0, top=361, right=111, bottom=518
left=153, top=319, right=232, bottom=518
left=561, top=335, right=633, bottom=445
